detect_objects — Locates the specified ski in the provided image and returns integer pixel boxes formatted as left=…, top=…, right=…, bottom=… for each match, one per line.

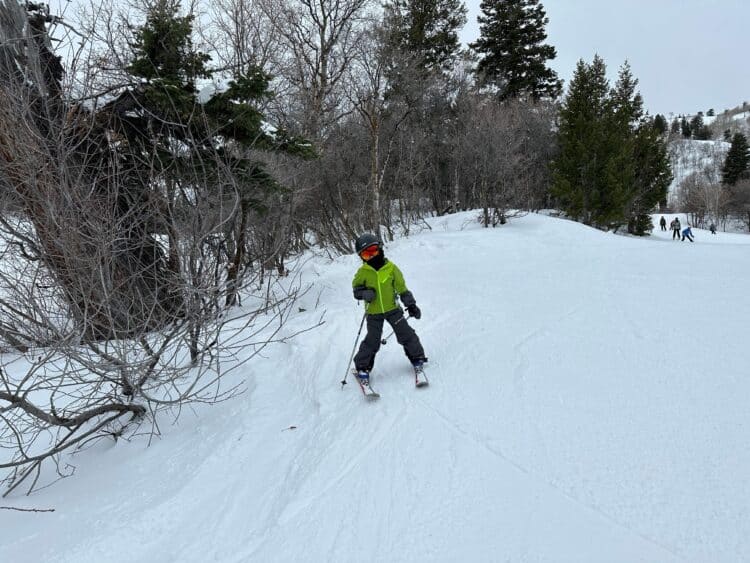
left=414, top=365, right=429, bottom=388
left=360, top=384, right=380, bottom=399
left=353, top=371, right=380, bottom=400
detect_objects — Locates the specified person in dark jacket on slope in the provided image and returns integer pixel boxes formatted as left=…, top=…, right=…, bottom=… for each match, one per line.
left=351, top=233, right=426, bottom=388
left=671, top=217, right=681, bottom=240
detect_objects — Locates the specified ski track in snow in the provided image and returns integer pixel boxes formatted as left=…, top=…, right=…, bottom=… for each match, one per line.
left=2, top=212, right=750, bottom=562
left=411, top=385, right=683, bottom=560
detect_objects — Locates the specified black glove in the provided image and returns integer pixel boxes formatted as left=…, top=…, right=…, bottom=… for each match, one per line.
left=406, top=303, right=421, bottom=319
left=353, top=286, right=376, bottom=303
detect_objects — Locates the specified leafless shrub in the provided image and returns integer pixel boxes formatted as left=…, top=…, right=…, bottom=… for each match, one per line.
left=202, top=0, right=282, bottom=81
left=675, top=171, right=732, bottom=227
left=726, top=179, right=750, bottom=231
left=0, top=0, right=314, bottom=494
left=256, top=0, right=372, bottom=140
left=455, top=97, right=556, bottom=226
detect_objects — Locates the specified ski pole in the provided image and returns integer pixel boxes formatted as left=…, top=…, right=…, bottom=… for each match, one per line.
left=341, top=310, right=367, bottom=389
left=380, top=314, right=411, bottom=346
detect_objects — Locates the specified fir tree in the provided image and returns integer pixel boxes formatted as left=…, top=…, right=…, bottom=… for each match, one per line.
left=127, top=1, right=210, bottom=105
left=470, top=0, right=562, bottom=101
left=628, top=119, right=672, bottom=234
left=603, top=61, right=643, bottom=223
left=653, top=114, right=668, bottom=135
left=680, top=116, right=691, bottom=138
left=551, top=55, right=611, bottom=225
left=670, top=118, right=680, bottom=135
left=101, top=0, right=312, bottom=308
left=552, top=57, right=671, bottom=232
left=608, top=61, right=643, bottom=125
left=690, top=113, right=711, bottom=140
left=111, top=0, right=310, bottom=184
left=721, top=132, right=750, bottom=185
left=384, top=0, right=467, bottom=74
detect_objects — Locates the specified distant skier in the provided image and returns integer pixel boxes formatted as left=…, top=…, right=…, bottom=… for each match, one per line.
left=659, top=216, right=667, bottom=231
left=351, top=233, right=426, bottom=389
left=671, top=217, right=681, bottom=240
left=709, top=222, right=717, bottom=235
left=681, top=225, right=694, bottom=242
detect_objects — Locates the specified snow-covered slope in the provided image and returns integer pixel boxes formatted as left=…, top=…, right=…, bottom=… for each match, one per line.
left=2, top=212, right=750, bottom=562
left=667, top=139, right=729, bottom=204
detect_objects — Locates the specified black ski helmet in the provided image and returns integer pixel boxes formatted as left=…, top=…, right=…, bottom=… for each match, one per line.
left=354, top=233, right=381, bottom=254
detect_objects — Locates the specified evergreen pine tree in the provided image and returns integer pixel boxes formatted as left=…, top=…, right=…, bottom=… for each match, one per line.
left=384, top=0, right=467, bottom=74
left=109, top=0, right=310, bottom=188
left=721, top=132, right=750, bottom=185
left=470, top=0, right=562, bottom=101
left=100, top=0, right=312, bottom=309
left=604, top=61, right=643, bottom=227
left=670, top=118, right=680, bottom=135
left=552, top=57, right=671, bottom=232
left=551, top=55, right=611, bottom=225
left=381, top=0, right=467, bottom=117
left=628, top=119, right=672, bottom=234
left=690, top=113, right=711, bottom=140
left=608, top=62, right=643, bottom=125
left=680, top=116, right=691, bottom=138
left=653, top=114, right=668, bottom=135
left=127, top=1, right=210, bottom=116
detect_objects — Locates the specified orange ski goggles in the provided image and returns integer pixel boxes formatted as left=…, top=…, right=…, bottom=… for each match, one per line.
left=359, top=244, right=380, bottom=261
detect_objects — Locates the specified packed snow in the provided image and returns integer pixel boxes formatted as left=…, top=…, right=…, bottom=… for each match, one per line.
left=1, top=211, right=749, bottom=562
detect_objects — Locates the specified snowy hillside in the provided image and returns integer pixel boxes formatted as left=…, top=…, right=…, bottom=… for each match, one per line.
left=666, top=105, right=750, bottom=204
left=710, top=108, right=750, bottom=137
left=667, top=139, right=729, bottom=204
left=2, top=212, right=750, bottom=562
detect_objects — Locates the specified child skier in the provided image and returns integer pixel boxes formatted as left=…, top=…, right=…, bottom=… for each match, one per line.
left=351, top=233, right=426, bottom=390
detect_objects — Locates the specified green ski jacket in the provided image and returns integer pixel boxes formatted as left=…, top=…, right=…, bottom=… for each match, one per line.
left=352, top=260, right=410, bottom=315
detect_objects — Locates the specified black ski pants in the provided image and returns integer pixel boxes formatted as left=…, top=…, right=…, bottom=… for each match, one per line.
left=354, top=308, right=425, bottom=372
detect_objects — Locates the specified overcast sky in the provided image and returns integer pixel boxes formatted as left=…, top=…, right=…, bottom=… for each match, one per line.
left=460, top=0, right=750, bottom=117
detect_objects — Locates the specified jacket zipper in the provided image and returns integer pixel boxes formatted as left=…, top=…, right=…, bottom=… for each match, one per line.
left=377, top=269, right=386, bottom=312
left=365, top=263, right=389, bottom=313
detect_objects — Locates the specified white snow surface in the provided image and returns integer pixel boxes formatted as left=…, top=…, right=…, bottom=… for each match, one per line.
left=2, top=211, right=750, bottom=563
